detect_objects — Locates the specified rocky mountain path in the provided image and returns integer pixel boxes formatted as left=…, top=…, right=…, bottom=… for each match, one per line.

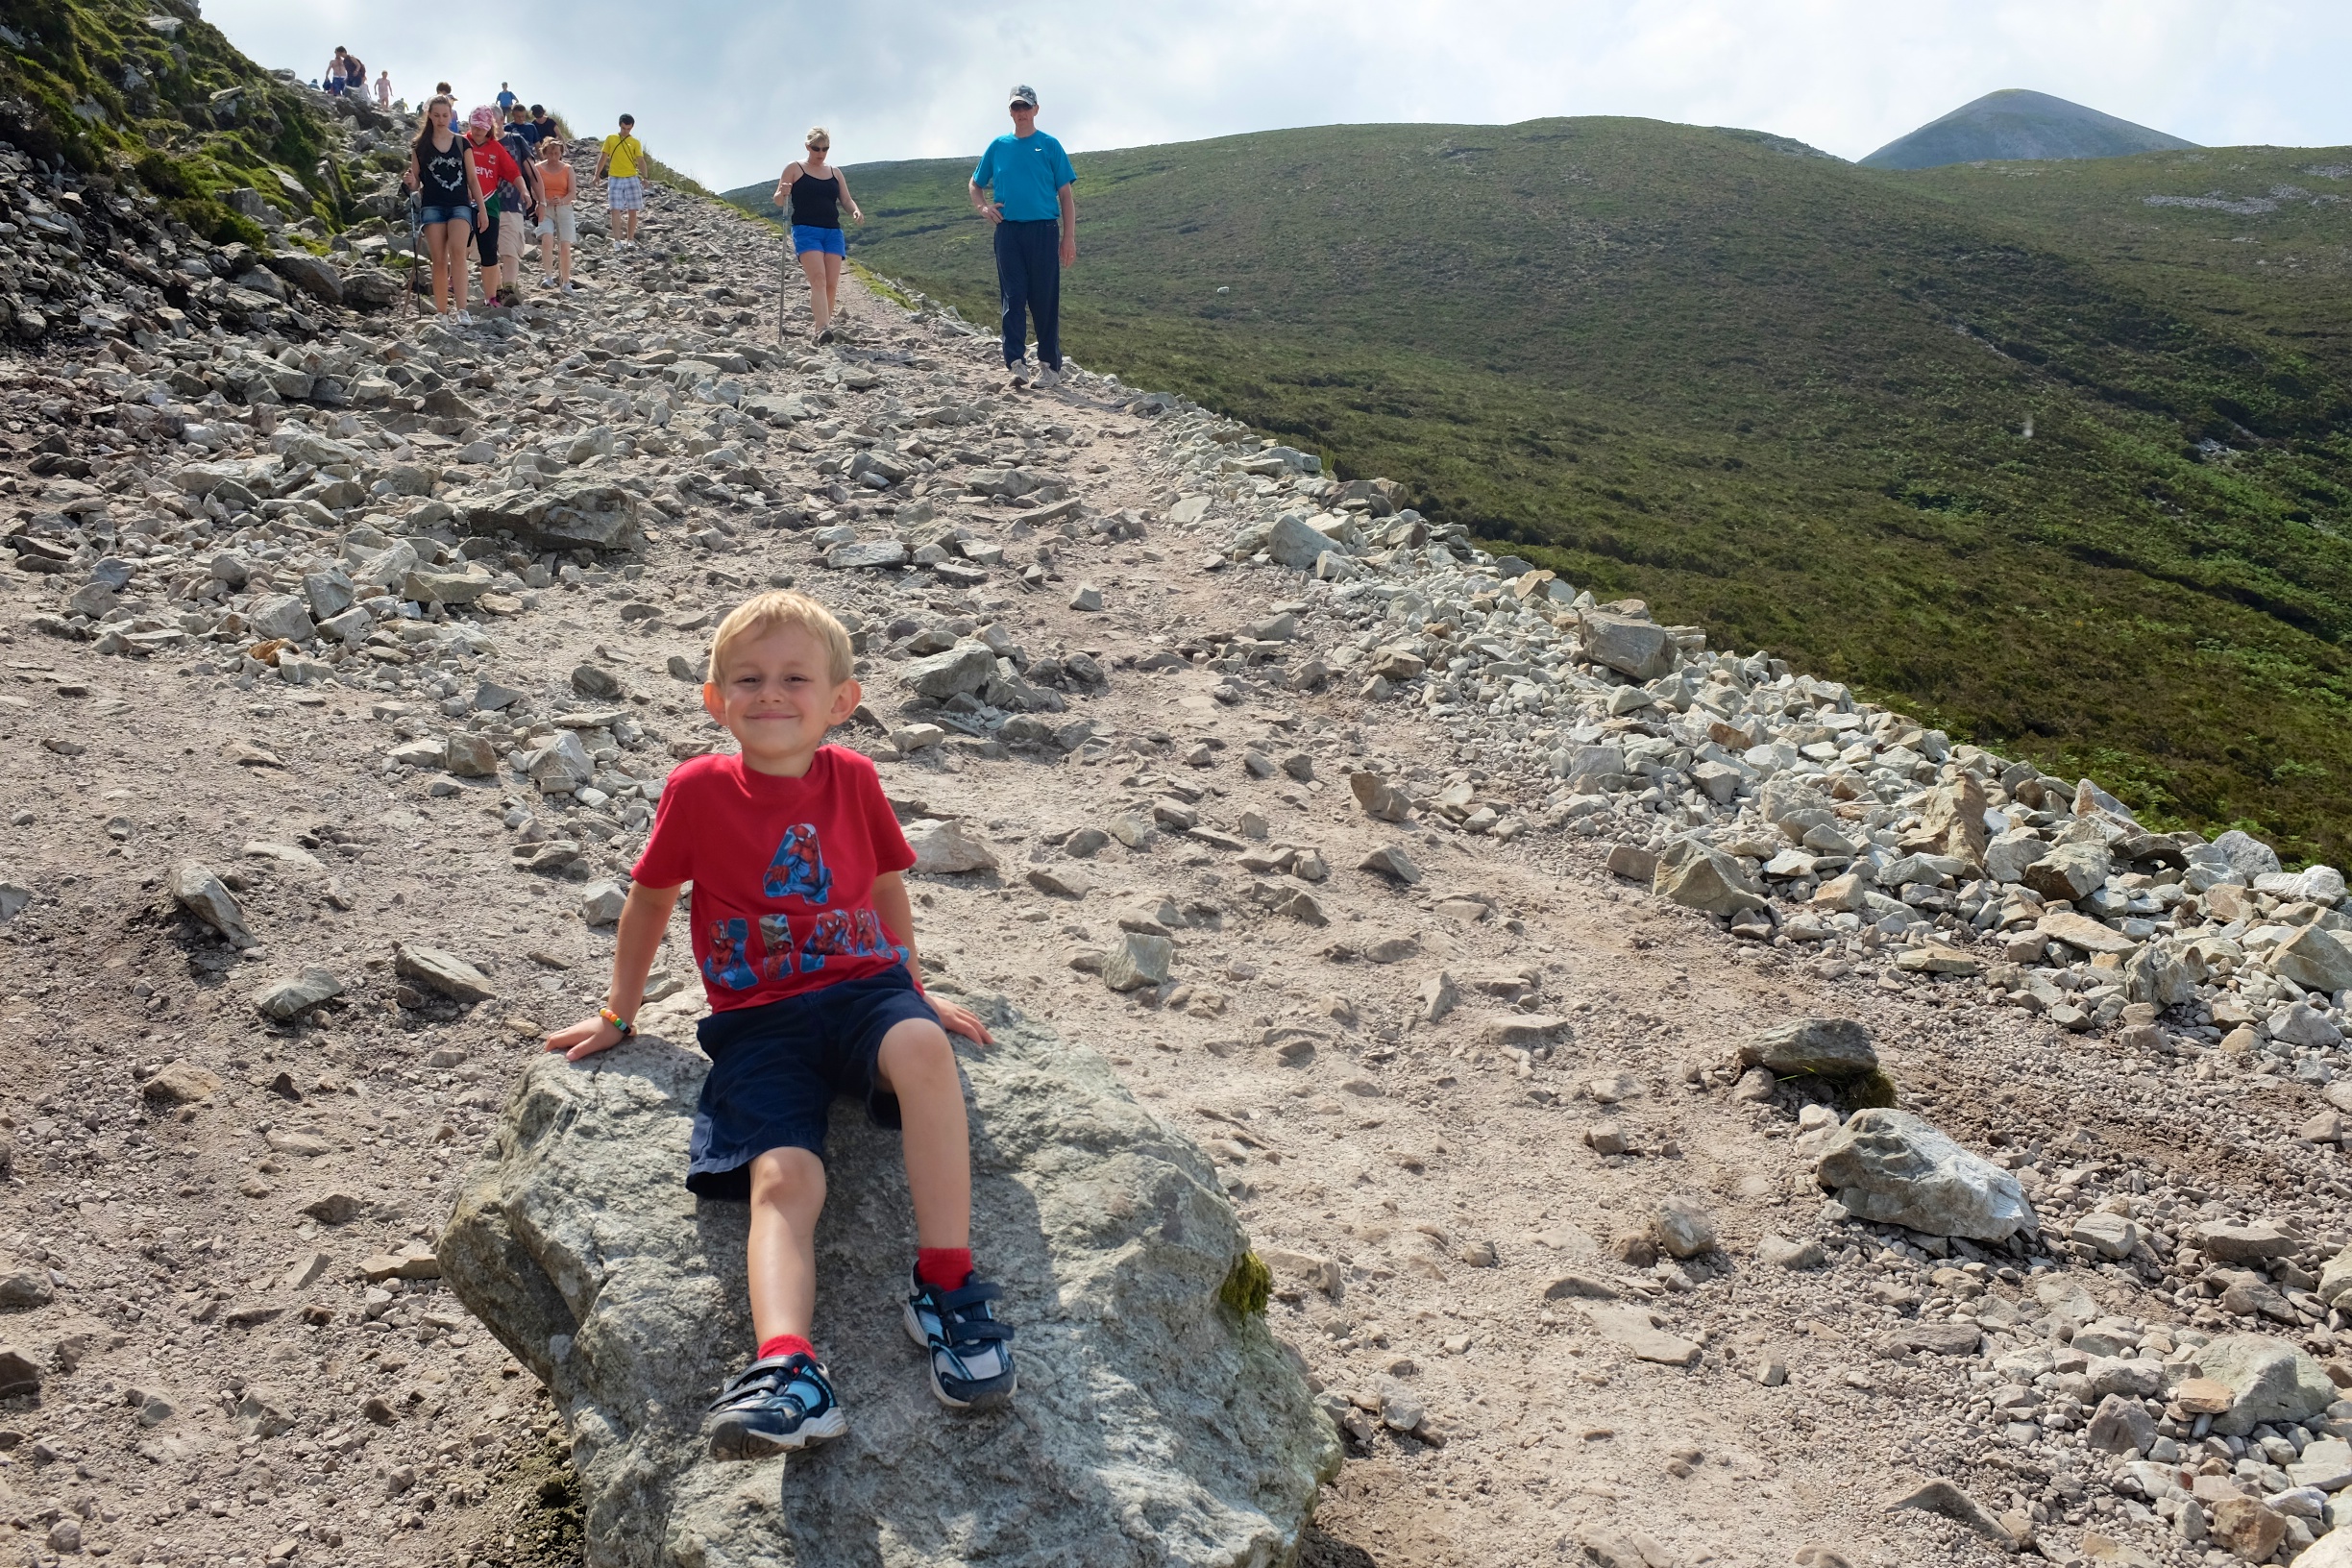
left=3, top=153, right=2349, bottom=1568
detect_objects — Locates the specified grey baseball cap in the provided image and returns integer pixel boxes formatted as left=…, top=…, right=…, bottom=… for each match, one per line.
left=1009, top=85, right=1039, bottom=109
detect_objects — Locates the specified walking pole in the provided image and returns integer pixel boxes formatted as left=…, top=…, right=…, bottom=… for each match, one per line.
left=778, top=227, right=787, bottom=347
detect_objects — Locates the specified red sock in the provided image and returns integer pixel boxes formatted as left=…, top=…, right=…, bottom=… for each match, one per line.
left=916, top=1247, right=973, bottom=1290
left=757, top=1334, right=815, bottom=1364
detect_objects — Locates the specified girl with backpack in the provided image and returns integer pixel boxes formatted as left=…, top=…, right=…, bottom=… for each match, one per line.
left=404, top=96, right=485, bottom=317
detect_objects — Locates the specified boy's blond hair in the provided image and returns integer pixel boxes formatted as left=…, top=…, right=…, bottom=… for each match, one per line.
left=705, top=591, right=855, bottom=685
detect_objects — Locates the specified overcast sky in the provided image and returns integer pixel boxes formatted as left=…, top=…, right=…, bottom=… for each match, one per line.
left=207, top=0, right=2352, bottom=192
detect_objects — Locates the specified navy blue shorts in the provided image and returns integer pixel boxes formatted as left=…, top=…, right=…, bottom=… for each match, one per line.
left=687, top=964, right=940, bottom=1200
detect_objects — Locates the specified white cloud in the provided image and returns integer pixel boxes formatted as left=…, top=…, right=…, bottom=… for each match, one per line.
left=202, top=0, right=2352, bottom=189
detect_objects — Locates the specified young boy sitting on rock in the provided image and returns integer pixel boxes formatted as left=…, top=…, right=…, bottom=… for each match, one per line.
left=545, top=590, right=1016, bottom=1457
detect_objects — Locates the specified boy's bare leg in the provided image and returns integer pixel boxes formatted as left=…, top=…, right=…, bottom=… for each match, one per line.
left=746, top=1146, right=825, bottom=1345
left=876, top=1018, right=970, bottom=1249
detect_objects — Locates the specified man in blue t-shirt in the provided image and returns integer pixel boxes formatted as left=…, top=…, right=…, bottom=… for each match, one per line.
left=968, top=85, right=1076, bottom=389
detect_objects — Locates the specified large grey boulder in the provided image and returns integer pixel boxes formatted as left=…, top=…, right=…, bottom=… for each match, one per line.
left=1578, top=611, right=1677, bottom=682
left=463, top=482, right=643, bottom=551
left=901, top=643, right=997, bottom=699
left=263, top=253, right=344, bottom=306
left=2196, top=1335, right=2337, bottom=1437
left=439, top=1005, right=1337, bottom=1567
left=1814, top=1109, right=2036, bottom=1242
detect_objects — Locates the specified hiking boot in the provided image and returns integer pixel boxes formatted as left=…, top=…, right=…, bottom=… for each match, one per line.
left=705, top=1352, right=845, bottom=1458
left=497, top=285, right=522, bottom=308
left=903, top=1267, right=1017, bottom=1409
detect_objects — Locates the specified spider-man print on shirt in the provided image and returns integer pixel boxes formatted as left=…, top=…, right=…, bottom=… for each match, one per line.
left=701, top=917, right=759, bottom=992
left=762, top=822, right=833, bottom=905
left=796, top=907, right=900, bottom=974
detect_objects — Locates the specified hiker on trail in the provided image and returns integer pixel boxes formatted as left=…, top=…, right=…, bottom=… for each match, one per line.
left=530, top=104, right=557, bottom=144
left=497, top=83, right=519, bottom=115
left=418, top=82, right=454, bottom=134
left=325, top=49, right=351, bottom=95
left=506, top=103, right=547, bottom=152
left=404, top=95, right=484, bottom=318
left=341, top=51, right=368, bottom=97
left=496, top=110, right=546, bottom=303
left=600, top=114, right=647, bottom=248
left=463, top=105, right=527, bottom=308
left=535, top=136, right=578, bottom=293
left=969, top=85, right=1075, bottom=389
left=375, top=70, right=392, bottom=110
left=773, top=127, right=864, bottom=345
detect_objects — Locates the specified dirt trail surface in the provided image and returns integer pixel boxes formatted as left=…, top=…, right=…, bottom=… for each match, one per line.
left=5, top=147, right=2352, bottom=1568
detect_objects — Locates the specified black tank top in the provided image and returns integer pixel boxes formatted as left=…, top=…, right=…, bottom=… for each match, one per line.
left=791, top=171, right=841, bottom=230
left=416, top=132, right=470, bottom=205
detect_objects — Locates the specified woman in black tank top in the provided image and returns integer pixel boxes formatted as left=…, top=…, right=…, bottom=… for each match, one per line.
left=404, top=95, right=484, bottom=317
left=772, top=127, right=864, bottom=344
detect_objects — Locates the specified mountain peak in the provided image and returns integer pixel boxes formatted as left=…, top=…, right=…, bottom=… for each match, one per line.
left=1859, top=87, right=2195, bottom=170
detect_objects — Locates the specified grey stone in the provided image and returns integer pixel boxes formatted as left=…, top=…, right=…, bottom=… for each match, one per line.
left=1418, top=970, right=1459, bottom=1023
left=2268, top=1001, right=2343, bottom=1049
left=902, top=643, right=998, bottom=699
left=1264, top=512, right=1331, bottom=570
left=1754, top=1232, right=1825, bottom=1270
left=1887, top=1479, right=2016, bottom=1550
left=1738, top=1017, right=1877, bottom=1080
left=463, top=482, right=643, bottom=552
left=1813, top=1109, right=2037, bottom=1242
left=263, top=253, right=344, bottom=305
left=2214, top=829, right=2283, bottom=880
left=2088, top=1355, right=2165, bottom=1399
left=245, top=593, right=316, bottom=643
left=1067, top=583, right=1103, bottom=612
left=1983, top=829, right=2048, bottom=884
left=233, top=1387, right=295, bottom=1438
left=438, top=1021, right=1336, bottom=1565
left=581, top=881, right=627, bottom=927
left=1652, top=838, right=1766, bottom=917
left=169, top=861, right=255, bottom=947
left=1650, top=1196, right=1717, bottom=1260
left=826, top=540, right=910, bottom=570
left=1578, top=611, right=1677, bottom=681
left=1581, top=1305, right=1700, bottom=1367
left=2022, top=842, right=2111, bottom=902
left=905, top=819, right=999, bottom=875
left=2317, top=1245, right=2352, bottom=1307
left=1358, top=845, right=1422, bottom=885
left=523, top=730, right=595, bottom=794
left=572, top=663, right=624, bottom=699
left=0, top=1266, right=55, bottom=1309
left=2272, top=925, right=2352, bottom=993
left=1348, top=771, right=1409, bottom=822
left=302, top=568, right=355, bottom=620
left=0, top=1346, right=42, bottom=1396
left=402, top=565, right=495, bottom=604
left=1102, top=933, right=1174, bottom=992
left=140, top=1061, right=222, bottom=1106
left=251, top=967, right=344, bottom=1021
left=2086, top=1392, right=2157, bottom=1455
left=2185, top=1335, right=2334, bottom=1436
left=0, top=882, right=30, bottom=922
left=445, top=731, right=499, bottom=778
left=2037, top=909, right=2139, bottom=957
left=395, top=944, right=495, bottom=1003
left=2191, top=1222, right=2297, bottom=1264
left=2070, top=1210, right=2138, bottom=1260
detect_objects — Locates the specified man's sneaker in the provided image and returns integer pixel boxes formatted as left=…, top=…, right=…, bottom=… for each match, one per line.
left=705, top=1352, right=845, bottom=1458
left=1034, top=364, right=1063, bottom=389
left=903, top=1267, right=1017, bottom=1409
left=1007, top=364, right=1030, bottom=389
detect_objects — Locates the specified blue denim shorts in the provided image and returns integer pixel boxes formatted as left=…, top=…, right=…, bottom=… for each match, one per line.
left=686, top=964, right=940, bottom=1199
left=417, top=205, right=473, bottom=228
left=792, top=224, right=846, bottom=257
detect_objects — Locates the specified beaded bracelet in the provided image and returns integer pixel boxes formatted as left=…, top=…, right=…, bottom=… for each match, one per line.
left=599, top=1006, right=635, bottom=1040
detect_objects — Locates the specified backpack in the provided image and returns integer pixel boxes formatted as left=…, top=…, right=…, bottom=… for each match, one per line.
left=496, top=132, right=536, bottom=217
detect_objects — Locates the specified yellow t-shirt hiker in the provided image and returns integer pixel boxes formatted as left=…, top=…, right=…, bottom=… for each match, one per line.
left=598, top=112, right=648, bottom=247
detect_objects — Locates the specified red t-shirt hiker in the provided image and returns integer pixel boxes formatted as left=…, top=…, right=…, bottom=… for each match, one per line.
left=543, top=592, right=1016, bottom=1459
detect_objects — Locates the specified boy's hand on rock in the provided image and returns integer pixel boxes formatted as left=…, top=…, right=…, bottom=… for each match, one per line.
left=931, top=998, right=993, bottom=1046
left=547, top=1016, right=625, bottom=1062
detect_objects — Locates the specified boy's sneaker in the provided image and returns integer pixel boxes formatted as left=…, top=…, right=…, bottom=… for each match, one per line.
left=903, top=1267, right=1017, bottom=1409
left=1034, top=364, right=1063, bottom=389
left=1007, top=363, right=1030, bottom=389
left=705, top=1352, right=845, bottom=1458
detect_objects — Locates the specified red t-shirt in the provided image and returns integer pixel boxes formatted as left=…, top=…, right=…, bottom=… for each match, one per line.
left=470, top=137, right=522, bottom=199
left=632, top=747, right=917, bottom=1011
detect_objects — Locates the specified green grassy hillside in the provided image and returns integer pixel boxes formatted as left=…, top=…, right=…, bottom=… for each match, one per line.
left=2, top=0, right=369, bottom=244
left=727, top=120, right=2352, bottom=864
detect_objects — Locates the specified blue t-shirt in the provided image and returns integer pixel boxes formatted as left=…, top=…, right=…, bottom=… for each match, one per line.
left=497, top=90, right=518, bottom=111
left=972, top=131, right=1074, bottom=223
